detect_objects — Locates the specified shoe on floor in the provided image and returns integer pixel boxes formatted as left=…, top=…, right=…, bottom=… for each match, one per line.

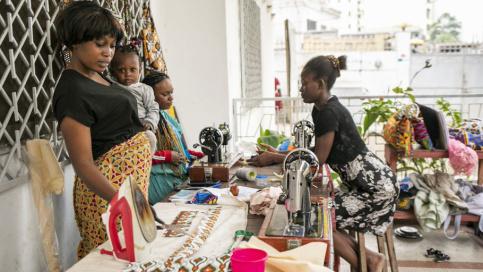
left=434, top=253, right=450, bottom=262
left=425, top=248, right=442, bottom=258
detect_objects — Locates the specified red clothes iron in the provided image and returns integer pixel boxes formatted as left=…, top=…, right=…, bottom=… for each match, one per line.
left=101, top=176, right=157, bottom=262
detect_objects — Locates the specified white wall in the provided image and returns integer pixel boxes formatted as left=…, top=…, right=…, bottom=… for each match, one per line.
left=151, top=0, right=273, bottom=150
left=0, top=164, right=79, bottom=271
left=151, top=0, right=232, bottom=148
left=410, top=54, right=483, bottom=95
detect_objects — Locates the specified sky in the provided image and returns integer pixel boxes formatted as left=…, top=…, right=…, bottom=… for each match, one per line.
left=436, top=0, right=483, bottom=42
left=361, top=0, right=483, bottom=42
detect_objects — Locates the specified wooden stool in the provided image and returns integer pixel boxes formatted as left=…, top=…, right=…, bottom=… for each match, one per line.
left=349, top=225, right=398, bottom=272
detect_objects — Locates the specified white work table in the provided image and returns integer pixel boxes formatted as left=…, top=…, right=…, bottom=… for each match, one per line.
left=67, top=197, right=248, bottom=272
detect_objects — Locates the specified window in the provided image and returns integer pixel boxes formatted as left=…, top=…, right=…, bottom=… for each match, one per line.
left=307, top=19, right=316, bottom=31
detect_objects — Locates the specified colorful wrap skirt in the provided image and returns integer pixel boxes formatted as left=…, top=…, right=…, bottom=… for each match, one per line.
left=330, top=149, right=400, bottom=236
left=73, top=132, right=151, bottom=259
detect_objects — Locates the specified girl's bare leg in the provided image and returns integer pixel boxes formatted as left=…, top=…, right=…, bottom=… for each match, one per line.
left=335, top=229, right=385, bottom=272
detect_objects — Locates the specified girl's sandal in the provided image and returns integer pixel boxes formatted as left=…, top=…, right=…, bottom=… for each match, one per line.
left=425, top=248, right=442, bottom=258
left=434, top=253, right=450, bottom=262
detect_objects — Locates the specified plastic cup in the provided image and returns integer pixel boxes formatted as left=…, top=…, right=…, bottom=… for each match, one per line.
left=256, top=178, right=267, bottom=187
left=230, top=248, right=268, bottom=272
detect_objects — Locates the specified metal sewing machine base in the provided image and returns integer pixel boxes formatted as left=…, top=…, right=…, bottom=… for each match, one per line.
left=265, top=203, right=324, bottom=238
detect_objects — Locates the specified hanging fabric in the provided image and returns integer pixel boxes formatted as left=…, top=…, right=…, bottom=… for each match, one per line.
left=121, top=0, right=135, bottom=40
left=142, top=1, right=168, bottom=74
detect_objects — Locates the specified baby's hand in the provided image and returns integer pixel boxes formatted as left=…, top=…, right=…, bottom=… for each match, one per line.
left=142, top=122, right=151, bottom=131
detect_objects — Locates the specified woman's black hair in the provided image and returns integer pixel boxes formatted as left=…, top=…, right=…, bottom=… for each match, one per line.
left=54, top=1, right=124, bottom=49
left=302, top=55, right=348, bottom=92
left=142, top=71, right=170, bottom=89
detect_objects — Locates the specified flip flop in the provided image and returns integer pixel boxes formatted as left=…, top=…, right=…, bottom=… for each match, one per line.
left=425, top=248, right=442, bottom=258
left=434, top=253, right=450, bottom=262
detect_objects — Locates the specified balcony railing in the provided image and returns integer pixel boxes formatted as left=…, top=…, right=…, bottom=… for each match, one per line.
left=233, top=93, right=483, bottom=160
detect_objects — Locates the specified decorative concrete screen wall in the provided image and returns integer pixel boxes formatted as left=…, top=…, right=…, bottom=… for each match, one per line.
left=0, top=0, right=146, bottom=191
left=241, top=0, right=262, bottom=110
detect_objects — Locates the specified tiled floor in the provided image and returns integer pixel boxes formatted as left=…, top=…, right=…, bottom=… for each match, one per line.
left=339, top=221, right=483, bottom=272
left=247, top=215, right=483, bottom=271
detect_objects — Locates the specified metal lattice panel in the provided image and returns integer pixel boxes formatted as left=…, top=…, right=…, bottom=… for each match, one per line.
left=241, top=0, right=262, bottom=110
left=0, top=0, right=147, bottom=190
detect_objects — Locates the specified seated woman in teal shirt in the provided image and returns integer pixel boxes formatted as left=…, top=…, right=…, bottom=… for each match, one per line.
left=142, top=72, right=203, bottom=204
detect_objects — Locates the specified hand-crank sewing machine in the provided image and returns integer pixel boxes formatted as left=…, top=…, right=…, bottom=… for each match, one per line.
left=258, top=124, right=335, bottom=269
left=280, top=148, right=320, bottom=237
left=292, top=120, right=314, bottom=149
left=189, top=123, right=243, bottom=182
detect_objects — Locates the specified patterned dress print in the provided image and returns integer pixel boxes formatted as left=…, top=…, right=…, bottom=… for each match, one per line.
left=73, top=132, right=151, bottom=259
left=330, top=149, right=400, bottom=236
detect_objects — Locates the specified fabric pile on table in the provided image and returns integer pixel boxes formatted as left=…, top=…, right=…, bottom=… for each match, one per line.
left=412, top=171, right=468, bottom=233
left=249, top=187, right=283, bottom=215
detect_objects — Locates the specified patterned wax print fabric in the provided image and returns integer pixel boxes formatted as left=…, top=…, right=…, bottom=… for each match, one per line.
left=330, top=149, right=400, bottom=236
left=121, top=0, right=135, bottom=39
left=383, top=114, right=399, bottom=146
left=73, top=132, right=151, bottom=260
left=460, top=118, right=483, bottom=135
left=383, top=104, right=419, bottom=156
left=189, top=192, right=218, bottom=205
left=102, top=0, right=128, bottom=40
left=123, top=254, right=231, bottom=272
left=396, top=118, right=415, bottom=157
left=449, top=129, right=483, bottom=150
left=142, top=2, right=168, bottom=74
left=384, top=116, right=415, bottom=157
left=462, top=131, right=483, bottom=150
left=163, top=211, right=198, bottom=238
left=395, top=104, right=419, bottom=120
left=412, top=119, right=435, bottom=150
left=124, top=207, right=226, bottom=272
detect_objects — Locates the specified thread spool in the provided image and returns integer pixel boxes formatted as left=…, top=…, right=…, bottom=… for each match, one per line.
left=235, top=168, right=257, bottom=182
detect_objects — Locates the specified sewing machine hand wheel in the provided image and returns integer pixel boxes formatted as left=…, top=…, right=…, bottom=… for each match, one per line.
left=199, top=127, right=223, bottom=155
left=293, top=120, right=315, bottom=148
left=283, top=148, right=319, bottom=181
left=292, top=120, right=314, bottom=135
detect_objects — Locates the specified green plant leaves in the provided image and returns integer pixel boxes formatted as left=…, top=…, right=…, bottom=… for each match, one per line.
left=392, top=87, right=403, bottom=94
left=408, top=93, right=415, bottom=103
left=437, top=97, right=462, bottom=128
left=257, top=125, right=290, bottom=150
left=363, top=113, right=379, bottom=137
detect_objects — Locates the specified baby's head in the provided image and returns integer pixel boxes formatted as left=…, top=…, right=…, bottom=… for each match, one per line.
left=110, top=43, right=141, bottom=86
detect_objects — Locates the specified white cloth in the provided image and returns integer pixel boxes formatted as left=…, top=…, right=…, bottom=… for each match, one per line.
left=423, top=171, right=468, bottom=215
left=467, top=193, right=483, bottom=232
left=249, top=187, right=283, bottom=215
left=25, top=139, right=64, bottom=272
left=414, top=190, right=449, bottom=231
